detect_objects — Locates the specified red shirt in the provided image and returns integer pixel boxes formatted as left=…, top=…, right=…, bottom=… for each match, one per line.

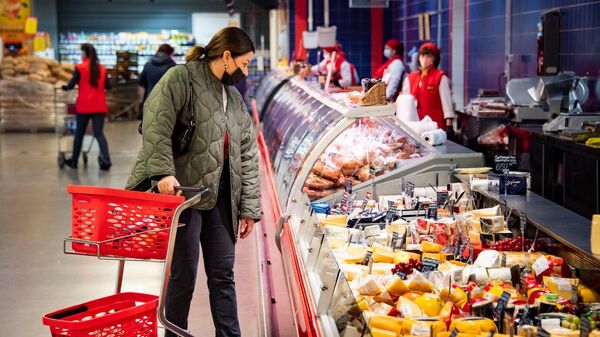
left=75, top=59, right=108, bottom=114
left=408, top=67, right=446, bottom=129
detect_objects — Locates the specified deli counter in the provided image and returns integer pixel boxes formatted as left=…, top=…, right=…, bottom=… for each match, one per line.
left=254, top=70, right=484, bottom=337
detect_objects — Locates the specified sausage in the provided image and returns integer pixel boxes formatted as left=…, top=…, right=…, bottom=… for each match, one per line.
left=357, top=165, right=374, bottom=182
left=305, top=173, right=335, bottom=190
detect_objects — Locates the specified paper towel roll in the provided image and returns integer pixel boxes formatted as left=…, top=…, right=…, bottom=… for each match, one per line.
left=396, top=94, right=419, bottom=122
left=421, top=129, right=447, bottom=146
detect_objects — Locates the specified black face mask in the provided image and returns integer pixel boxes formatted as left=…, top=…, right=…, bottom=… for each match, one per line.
left=221, top=59, right=246, bottom=86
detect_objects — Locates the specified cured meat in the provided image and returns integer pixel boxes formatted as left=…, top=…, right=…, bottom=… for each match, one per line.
left=305, top=173, right=335, bottom=190
left=312, top=160, right=342, bottom=181
left=357, top=165, right=374, bottom=182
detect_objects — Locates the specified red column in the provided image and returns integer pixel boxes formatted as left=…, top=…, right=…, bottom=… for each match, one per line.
left=294, top=0, right=307, bottom=60
left=371, top=7, right=384, bottom=77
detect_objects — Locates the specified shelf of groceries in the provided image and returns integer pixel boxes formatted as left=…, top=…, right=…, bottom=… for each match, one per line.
left=254, top=69, right=600, bottom=337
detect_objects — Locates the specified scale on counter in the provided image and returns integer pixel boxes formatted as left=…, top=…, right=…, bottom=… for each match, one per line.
left=506, top=73, right=600, bottom=132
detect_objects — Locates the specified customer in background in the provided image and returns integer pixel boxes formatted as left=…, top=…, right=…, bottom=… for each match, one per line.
left=138, top=44, right=176, bottom=120
left=126, top=27, right=261, bottom=337
left=62, top=43, right=112, bottom=170
left=373, top=39, right=405, bottom=102
left=402, top=42, right=454, bottom=138
left=305, top=44, right=359, bottom=88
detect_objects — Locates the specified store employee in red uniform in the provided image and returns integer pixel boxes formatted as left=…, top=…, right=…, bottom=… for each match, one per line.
left=373, top=39, right=405, bottom=102
left=307, top=44, right=359, bottom=88
left=62, top=43, right=112, bottom=170
left=402, top=42, right=454, bottom=135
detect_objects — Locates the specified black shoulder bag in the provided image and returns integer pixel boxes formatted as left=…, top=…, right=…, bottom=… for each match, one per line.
left=138, top=64, right=196, bottom=159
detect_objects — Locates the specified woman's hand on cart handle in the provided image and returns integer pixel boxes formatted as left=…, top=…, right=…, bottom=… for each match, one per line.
left=239, top=218, right=255, bottom=240
left=157, top=176, right=181, bottom=196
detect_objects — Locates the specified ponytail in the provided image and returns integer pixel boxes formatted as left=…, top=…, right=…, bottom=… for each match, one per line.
left=81, top=43, right=100, bottom=87
left=185, top=46, right=206, bottom=63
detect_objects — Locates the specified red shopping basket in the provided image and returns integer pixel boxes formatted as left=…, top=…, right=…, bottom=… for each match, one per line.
left=42, top=292, right=158, bottom=337
left=67, top=185, right=185, bottom=260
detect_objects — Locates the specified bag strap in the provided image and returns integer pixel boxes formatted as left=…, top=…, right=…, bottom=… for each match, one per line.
left=182, top=63, right=195, bottom=127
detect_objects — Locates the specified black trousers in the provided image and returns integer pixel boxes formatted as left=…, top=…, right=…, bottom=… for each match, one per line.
left=165, top=163, right=239, bottom=337
left=72, top=113, right=110, bottom=163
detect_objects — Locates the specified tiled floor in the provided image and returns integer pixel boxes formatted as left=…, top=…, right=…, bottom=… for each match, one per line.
left=0, top=121, right=294, bottom=337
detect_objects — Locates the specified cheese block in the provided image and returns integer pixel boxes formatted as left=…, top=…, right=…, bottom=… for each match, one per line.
left=373, top=302, right=396, bottom=316
left=342, top=245, right=368, bottom=264
left=422, top=241, right=444, bottom=253
left=462, top=265, right=490, bottom=286
left=402, top=318, right=447, bottom=337
left=374, top=290, right=395, bottom=305
left=408, top=274, right=435, bottom=293
left=368, top=315, right=403, bottom=335
left=394, top=251, right=422, bottom=264
left=449, top=317, right=498, bottom=335
left=474, top=250, right=501, bottom=268
left=396, top=297, right=424, bottom=318
left=370, top=327, right=398, bottom=337
left=471, top=206, right=500, bottom=219
left=373, top=248, right=396, bottom=264
left=327, top=237, right=347, bottom=250
left=469, top=219, right=483, bottom=233
left=487, top=268, right=512, bottom=281
left=372, top=263, right=396, bottom=276
left=357, top=275, right=382, bottom=296
left=384, top=275, right=410, bottom=296
left=422, top=253, right=447, bottom=263
left=468, top=230, right=482, bottom=245
left=480, top=216, right=507, bottom=233
left=320, top=214, right=347, bottom=227
left=340, top=264, right=366, bottom=281
left=592, top=214, right=600, bottom=257
left=358, top=298, right=372, bottom=312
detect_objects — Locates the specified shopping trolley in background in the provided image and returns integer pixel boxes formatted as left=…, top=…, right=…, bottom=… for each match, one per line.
left=55, top=89, right=96, bottom=168
left=42, top=185, right=211, bottom=337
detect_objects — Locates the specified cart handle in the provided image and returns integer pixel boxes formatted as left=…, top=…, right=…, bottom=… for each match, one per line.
left=158, top=186, right=211, bottom=337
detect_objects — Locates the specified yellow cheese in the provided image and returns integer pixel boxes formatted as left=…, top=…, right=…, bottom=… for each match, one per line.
left=320, top=214, right=347, bottom=227
left=469, top=219, right=483, bottom=233
left=370, top=327, right=398, bottom=337
left=368, top=316, right=403, bottom=335
left=358, top=298, right=372, bottom=312
left=421, top=241, right=444, bottom=253
left=396, top=297, right=424, bottom=318
left=468, top=231, right=482, bottom=246
left=402, top=318, right=447, bottom=337
left=342, top=245, right=368, bottom=264
left=471, top=206, right=500, bottom=219
left=394, top=251, right=421, bottom=264
left=357, top=275, right=382, bottom=296
left=326, top=237, right=346, bottom=250
left=592, top=215, right=600, bottom=257
left=384, top=275, right=410, bottom=296
left=371, top=263, right=396, bottom=276
left=373, top=249, right=396, bottom=264
left=422, top=253, right=447, bottom=263
left=373, top=302, right=396, bottom=316
left=374, top=290, right=395, bottom=305
left=449, top=317, right=498, bottom=335
left=543, top=276, right=579, bottom=300
left=340, top=264, right=366, bottom=281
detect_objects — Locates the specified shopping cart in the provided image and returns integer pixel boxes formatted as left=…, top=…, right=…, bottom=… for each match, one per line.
left=55, top=88, right=96, bottom=168
left=42, top=185, right=211, bottom=337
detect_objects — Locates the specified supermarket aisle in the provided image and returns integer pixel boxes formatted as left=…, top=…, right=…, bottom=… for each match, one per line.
left=0, top=121, right=266, bottom=337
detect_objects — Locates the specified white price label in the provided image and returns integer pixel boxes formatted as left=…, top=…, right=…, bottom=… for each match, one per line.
left=532, top=256, right=550, bottom=275
left=557, top=279, right=572, bottom=291
left=411, top=324, right=432, bottom=337
left=541, top=318, right=561, bottom=331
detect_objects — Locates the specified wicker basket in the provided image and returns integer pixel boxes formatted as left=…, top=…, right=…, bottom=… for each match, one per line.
left=359, top=81, right=387, bottom=106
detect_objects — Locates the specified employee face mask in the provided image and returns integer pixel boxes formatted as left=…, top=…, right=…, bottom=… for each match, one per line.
left=383, top=48, right=393, bottom=59
left=221, top=57, right=246, bottom=86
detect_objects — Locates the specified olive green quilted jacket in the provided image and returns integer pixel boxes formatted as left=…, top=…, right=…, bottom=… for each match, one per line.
left=126, top=60, right=261, bottom=239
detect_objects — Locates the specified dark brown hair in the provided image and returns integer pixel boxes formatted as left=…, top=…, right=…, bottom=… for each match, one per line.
left=81, top=43, right=100, bottom=87
left=185, top=27, right=255, bottom=63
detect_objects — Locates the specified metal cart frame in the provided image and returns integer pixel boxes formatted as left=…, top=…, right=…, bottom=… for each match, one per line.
left=63, top=186, right=212, bottom=337
left=54, top=88, right=95, bottom=168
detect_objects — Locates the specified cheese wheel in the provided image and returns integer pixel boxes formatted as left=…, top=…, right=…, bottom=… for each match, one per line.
left=449, top=317, right=498, bottom=335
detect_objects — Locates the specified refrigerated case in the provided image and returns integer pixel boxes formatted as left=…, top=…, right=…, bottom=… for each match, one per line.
left=256, top=71, right=484, bottom=337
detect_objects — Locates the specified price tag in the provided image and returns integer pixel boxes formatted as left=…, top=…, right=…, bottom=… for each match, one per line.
left=399, top=230, right=408, bottom=250
left=494, top=155, right=518, bottom=173
left=386, top=206, right=398, bottom=223
left=421, top=257, right=441, bottom=273
left=427, top=203, right=438, bottom=220
left=536, top=328, right=551, bottom=337
left=345, top=180, right=353, bottom=194
left=450, top=328, right=459, bottom=337
left=361, top=192, right=372, bottom=210
left=494, top=291, right=510, bottom=317
left=437, top=191, right=449, bottom=206
left=510, top=265, right=522, bottom=290
left=581, top=316, right=591, bottom=337
left=395, top=271, right=407, bottom=280
left=541, top=319, right=561, bottom=331
left=411, top=323, right=432, bottom=337
left=406, top=182, right=415, bottom=198
left=390, top=232, right=399, bottom=250
left=33, top=35, right=46, bottom=51
left=362, top=251, right=373, bottom=266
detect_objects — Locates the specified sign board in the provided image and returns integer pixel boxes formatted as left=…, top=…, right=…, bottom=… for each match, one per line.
left=494, top=155, right=517, bottom=173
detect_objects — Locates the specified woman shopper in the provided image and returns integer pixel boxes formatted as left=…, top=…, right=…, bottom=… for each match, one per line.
left=62, top=43, right=112, bottom=170
left=373, top=39, right=405, bottom=102
left=126, top=27, right=261, bottom=337
left=402, top=42, right=455, bottom=137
